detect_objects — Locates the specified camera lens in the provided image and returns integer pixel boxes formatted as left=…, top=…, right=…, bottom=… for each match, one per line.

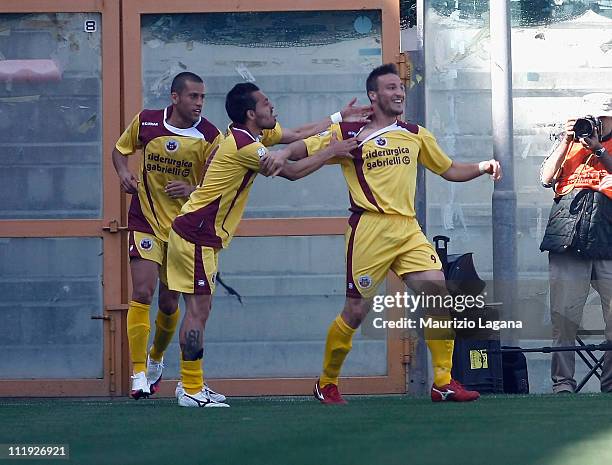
left=573, top=118, right=594, bottom=138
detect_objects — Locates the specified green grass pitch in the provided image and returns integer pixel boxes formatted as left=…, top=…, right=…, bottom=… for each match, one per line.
left=1, top=394, right=611, bottom=465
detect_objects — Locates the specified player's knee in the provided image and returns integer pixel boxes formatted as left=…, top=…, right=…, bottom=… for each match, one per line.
left=158, top=295, right=179, bottom=314
left=131, top=286, right=155, bottom=305
left=343, top=299, right=369, bottom=327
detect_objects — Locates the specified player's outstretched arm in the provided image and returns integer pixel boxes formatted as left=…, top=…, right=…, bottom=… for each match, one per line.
left=112, top=147, right=138, bottom=194
left=279, top=98, right=372, bottom=144
left=274, top=134, right=357, bottom=181
left=441, top=159, right=502, bottom=182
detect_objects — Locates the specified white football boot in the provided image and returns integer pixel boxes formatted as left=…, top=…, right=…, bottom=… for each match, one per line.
left=130, top=371, right=151, bottom=400
left=178, top=388, right=230, bottom=408
left=175, top=381, right=227, bottom=403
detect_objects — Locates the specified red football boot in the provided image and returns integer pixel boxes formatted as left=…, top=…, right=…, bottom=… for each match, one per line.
left=431, top=379, right=480, bottom=402
left=313, top=379, right=348, bottom=405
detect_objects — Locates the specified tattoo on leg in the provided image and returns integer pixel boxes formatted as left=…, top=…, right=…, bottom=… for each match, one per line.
left=181, top=330, right=203, bottom=361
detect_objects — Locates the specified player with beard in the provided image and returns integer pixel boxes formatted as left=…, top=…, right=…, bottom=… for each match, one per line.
left=166, top=83, right=358, bottom=407
left=278, top=64, right=502, bottom=404
left=114, top=72, right=369, bottom=402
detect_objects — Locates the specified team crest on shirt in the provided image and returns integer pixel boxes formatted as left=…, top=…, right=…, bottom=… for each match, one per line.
left=165, top=139, right=179, bottom=153
left=257, top=147, right=268, bottom=158
left=375, top=137, right=387, bottom=147
left=139, top=238, right=153, bottom=251
left=358, top=275, right=373, bottom=289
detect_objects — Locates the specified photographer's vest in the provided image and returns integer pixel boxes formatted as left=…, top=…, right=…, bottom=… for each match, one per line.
left=555, top=139, right=612, bottom=199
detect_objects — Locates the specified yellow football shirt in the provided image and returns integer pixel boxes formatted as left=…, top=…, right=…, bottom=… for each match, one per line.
left=172, top=123, right=275, bottom=248
left=304, top=121, right=452, bottom=217
left=115, top=107, right=222, bottom=241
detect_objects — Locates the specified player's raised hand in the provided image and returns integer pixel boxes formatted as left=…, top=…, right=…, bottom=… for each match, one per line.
left=118, top=170, right=139, bottom=194
left=481, top=159, right=502, bottom=181
left=341, top=97, right=373, bottom=122
left=260, top=148, right=289, bottom=177
left=328, top=133, right=357, bottom=159
left=164, top=180, right=195, bottom=199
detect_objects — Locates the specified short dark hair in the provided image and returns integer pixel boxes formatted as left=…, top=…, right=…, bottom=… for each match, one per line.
left=225, top=83, right=260, bottom=124
left=366, top=63, right=399, bottom=94
left=170, top=72, right=203, bottom=94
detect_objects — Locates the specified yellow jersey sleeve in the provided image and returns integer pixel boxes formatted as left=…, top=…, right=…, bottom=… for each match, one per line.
left=417, top=126, right=453, bottom=175
left=303, top=124, right=342, bottom=154
left=115, top=114, right=142, bottom=155
left=235, top=142, right=266, bottom=172
left=261, top=122, right=283, bottom=147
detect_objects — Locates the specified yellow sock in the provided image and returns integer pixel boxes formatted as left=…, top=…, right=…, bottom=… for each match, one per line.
left=149, top=307, right=180, bottom=361
left=181, top=358, right=203, bottom=394
left=127, top=300, right=150, bottom=374
left=424, top=316, right=455, bottom=387
left=320, top=315, right=356, bottom=387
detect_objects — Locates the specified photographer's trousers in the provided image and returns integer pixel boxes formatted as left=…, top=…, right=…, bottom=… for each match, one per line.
left=549, top=251, right=612, bottom=393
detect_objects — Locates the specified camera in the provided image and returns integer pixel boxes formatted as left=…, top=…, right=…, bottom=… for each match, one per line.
left=573, top=116, right=602, bottom=140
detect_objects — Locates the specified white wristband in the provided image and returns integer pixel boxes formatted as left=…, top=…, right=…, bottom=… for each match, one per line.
left=478, top=161, right=488, bottom=174
left=330, top=111, right=343, bottom=124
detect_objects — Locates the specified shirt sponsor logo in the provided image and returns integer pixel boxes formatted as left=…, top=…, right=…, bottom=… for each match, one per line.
left=141, top=121, right=159, bottom=126
left=139, top=238, right=153, bottom=251
left=358, top=275, right=373, bottom=289
left=257, top=147, right=268, bottom=158
left=375, top=137, right=387, bottom=147
left=165, top=139, right=179, bottom=153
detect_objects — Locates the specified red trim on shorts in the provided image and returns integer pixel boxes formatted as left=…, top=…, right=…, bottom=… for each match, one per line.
left=128, top=231, right=143, bottom=260
left=346, top=211, right=363, bottom=299
left=193, top=245, right=211, bottom=295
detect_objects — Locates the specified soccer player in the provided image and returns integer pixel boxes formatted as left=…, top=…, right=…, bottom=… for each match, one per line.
left=166, top=83, right=358, bottom=407
left=113, top=72, right=370, bottom=401
left=281, top=64, right=502, bottom=404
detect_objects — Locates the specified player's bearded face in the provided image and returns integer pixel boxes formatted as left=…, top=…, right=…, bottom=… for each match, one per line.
left=252, top=90, right=277, bottom=130
left=174, top=81, right=205, bottom=124
left=372, top=74, right=405, bottom=117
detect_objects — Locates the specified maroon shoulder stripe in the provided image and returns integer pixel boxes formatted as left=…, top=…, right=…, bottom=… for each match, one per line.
left=346, top=211, right=363, bottom=299
left=352, top=145, right=384, bottom=214
left=141, top=165, right=161, bottom=228
left=221, top=170, right=255, bottom=237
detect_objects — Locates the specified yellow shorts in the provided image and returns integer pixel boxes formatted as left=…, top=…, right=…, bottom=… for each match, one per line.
left=166, top=228, right=218, bottom=295
left=346, top=212, right=442, bottom=299
left=128, top=230, right=170, bottom=285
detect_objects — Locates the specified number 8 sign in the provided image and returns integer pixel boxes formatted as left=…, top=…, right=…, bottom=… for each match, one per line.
left=84, top=20, right=97, bottom=33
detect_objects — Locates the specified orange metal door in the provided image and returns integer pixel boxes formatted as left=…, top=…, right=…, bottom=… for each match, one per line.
left=0, top=0, right=122, bottom=396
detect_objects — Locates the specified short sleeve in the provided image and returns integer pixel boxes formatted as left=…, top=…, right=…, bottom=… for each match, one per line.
left=235, top=142, right=266, bottom=172
left=417, top=126, right=453, bottom=175
left=115, top=114, right=142, bottom=155
left=261, top=122, right=283, bottom=147
left=303, top=124, right=342, bottom=156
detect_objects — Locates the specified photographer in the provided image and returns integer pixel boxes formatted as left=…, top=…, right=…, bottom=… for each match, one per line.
left=540, top=93, right=612, bottom=394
